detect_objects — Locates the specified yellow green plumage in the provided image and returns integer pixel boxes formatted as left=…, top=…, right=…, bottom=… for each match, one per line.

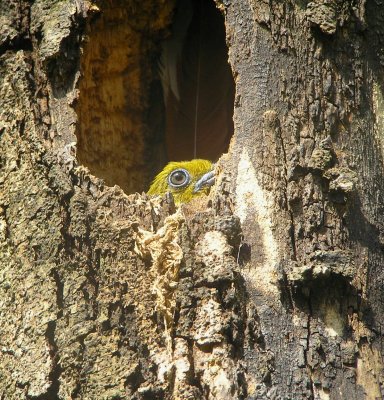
left=148, top=159, right=214, bottom=205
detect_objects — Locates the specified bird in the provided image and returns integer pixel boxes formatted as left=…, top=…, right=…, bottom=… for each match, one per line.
left=148, top=159, right=215, bottom=205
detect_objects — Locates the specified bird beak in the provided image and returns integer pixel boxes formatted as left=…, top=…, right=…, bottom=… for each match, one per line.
left=193, top=166, right=215, bottom=193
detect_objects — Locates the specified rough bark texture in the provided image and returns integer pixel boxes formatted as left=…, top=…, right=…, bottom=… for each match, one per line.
left=1, top=0, right=384, bottom=399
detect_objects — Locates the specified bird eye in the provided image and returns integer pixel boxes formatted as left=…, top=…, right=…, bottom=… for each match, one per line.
left=168, top=168, right=190, bottom=188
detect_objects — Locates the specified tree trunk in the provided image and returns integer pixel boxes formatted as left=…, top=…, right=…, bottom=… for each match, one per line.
left=1, top=0, right=384, bottom=399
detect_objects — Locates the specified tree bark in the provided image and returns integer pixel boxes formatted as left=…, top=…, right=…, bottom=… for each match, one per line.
left=1, top=0, right=384, bottom=399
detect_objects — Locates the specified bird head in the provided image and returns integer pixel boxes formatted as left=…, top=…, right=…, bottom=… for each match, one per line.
left=148, top=159, right=215, bottom=205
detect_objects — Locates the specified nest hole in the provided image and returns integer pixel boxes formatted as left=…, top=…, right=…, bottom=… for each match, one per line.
left=75, top=0, right=235, bottom=194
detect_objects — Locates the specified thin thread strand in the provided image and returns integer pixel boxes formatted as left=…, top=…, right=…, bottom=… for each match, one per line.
left=193, top=0, right=204, bottom=159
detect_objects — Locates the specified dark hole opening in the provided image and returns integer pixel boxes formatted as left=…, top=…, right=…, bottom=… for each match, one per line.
left=159, top=0, right=235, bottom=163
left=75, top=0, right=234, bottom=194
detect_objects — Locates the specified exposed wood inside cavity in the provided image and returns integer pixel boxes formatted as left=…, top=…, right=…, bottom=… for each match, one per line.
left=76, top=0, right=174, bottom=193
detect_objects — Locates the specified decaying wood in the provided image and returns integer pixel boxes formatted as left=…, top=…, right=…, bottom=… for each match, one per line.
left=1, top=0, right=384, bottom=399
